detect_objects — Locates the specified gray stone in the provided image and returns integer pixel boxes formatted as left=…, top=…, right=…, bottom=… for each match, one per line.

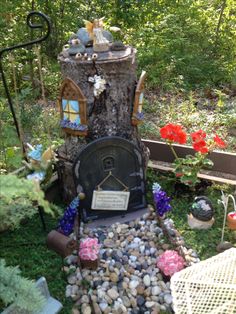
left=93, top=302, right=102, bottom=314
left=122, top=296, right=131, bottom=308
left=99, top=302, right=108, bottom=312
left=107, top=288, right=119, bottom=300
left=81, top=295, right=90, bottom=304
left=137, top=296, right=145, bottom=307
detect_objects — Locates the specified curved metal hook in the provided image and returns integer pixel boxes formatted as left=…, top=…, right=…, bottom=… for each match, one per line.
left=0, top=11, right=51, bottom=57
left=0, top=11, right=51, bottom=158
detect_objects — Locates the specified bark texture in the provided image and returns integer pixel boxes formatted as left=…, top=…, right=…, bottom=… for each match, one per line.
left=57, top=47, right=149, bottom=202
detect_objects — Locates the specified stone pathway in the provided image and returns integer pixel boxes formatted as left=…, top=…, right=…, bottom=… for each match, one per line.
left=65, top=208, right=195, bottom=314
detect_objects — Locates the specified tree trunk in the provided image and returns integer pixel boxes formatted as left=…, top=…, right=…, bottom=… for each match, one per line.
left=57, top=47, right=149, bottom=204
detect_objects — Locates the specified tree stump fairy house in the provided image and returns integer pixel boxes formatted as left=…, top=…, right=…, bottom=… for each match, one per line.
left=57, top=18, right=149, bottom=221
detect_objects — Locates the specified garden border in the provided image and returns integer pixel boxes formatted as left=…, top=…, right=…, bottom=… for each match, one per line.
left=142, top=139, right=236, bottom=184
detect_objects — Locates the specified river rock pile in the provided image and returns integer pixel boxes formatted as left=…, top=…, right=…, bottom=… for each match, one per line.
left=65, top=207, right=198, bottom=314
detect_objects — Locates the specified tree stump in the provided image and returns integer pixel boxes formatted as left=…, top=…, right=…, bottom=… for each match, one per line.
left=57, top=47, right=149, bottom=205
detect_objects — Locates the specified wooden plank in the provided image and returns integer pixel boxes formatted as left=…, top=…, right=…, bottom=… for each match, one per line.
left=148, top=160, right=236, bottom=186
left=142, top=139, right=236, bottom=175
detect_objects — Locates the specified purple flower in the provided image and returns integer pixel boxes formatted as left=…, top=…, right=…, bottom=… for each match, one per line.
left=58, top=197, right=80, bottom=236
left=152, top=183, right=171, bottom=217
left=135, top=112, right=144, bottom=120
left=60, top=119, right=88, bottom=131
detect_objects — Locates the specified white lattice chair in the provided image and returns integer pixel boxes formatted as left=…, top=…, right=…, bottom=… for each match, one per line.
left=171, top=248, right=236, bottom=314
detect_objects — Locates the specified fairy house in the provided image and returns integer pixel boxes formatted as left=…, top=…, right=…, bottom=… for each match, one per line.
left=57, top=18, right=149, bottom=221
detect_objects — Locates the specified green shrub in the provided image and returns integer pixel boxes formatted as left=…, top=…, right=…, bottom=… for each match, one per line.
left=0, top=259, right=46, bottom=313
left=0, top=174, right=52, bottom=232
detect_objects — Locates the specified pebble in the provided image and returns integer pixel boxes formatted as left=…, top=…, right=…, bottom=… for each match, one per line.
left=92, top=302, right=102, bottom=314
left=129, top=280, right=139, bottom=289
left=81, top=295, right=89, bottom=304
left=145, top=301, right=155, bottom=308
left=143, top=274, right=151, bottom=287
left=122, top=296, right=131, bottom=307
left=110, top=272, right=119, bottom=283
left=164, top=294, right=173, bottom=305
left=137, top=296, right=145, bottom=307
left=107, top=288, right=119, bottom=300
left=99, top=302, right=108, bottom=311
left=152, top=286, right=161, bottom=296
left=82, top=305, right=92, bottom=314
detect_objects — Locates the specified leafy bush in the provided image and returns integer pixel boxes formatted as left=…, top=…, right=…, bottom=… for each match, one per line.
left=0, top=259, right=46, bottom=312
left=0, top=174, right=52, bottom=232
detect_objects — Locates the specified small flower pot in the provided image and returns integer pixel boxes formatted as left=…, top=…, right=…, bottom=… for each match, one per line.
left=80, top=258, right=99, bottom=270
left=227, top=212, right=236, bottom=230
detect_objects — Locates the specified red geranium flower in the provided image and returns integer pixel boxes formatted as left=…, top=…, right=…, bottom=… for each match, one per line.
left=191, top=130, right=206, bottom=142
left=214, top=134, right=226, bottom=148
left=193, top=140, right=208, bottom=154
left=160, top=124, right=187, bottom=144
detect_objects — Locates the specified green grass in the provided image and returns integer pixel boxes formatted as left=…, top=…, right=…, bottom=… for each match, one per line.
left=0, top=214, right=73, bottom=314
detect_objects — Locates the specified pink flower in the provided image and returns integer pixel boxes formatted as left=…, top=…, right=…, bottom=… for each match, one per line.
left=79, top=238, right=100, bottom=261
left=157, top=250, right=185, bottom=276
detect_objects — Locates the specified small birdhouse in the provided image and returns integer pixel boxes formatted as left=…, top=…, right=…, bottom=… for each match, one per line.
left=132, top=70, right=146, bottom=126
left=59, top=78, right=88, bottom=136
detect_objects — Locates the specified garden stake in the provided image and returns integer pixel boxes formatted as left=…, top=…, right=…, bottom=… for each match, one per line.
left=0, top=11, right=51, bottom=159
left=217, top=191, right=236, bottom=252
left=9, top=53, right=25, bottom=158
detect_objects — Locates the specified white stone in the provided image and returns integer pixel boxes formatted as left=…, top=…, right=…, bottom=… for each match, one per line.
left=67, top=274, right=76, bottom=284
left=97, top=289, right=106, bottom=299
left=164, top=294, right=173, bottom=305
left=140, top=245, right=145, bottom=254
left=150, top=247, right=157, bottom=255
left=145, top=301, right=155, bottom=308
left=133, top=237, right=141, bottom=243
left=130, top=255, right=137, bottom=262
left=152, top=286, right=162, bottom=296
left=129, top=280, right=139, bottom=289
left=143, top=275, right=151, bottom=287
left=130, top=288, right=137, bottom=296
left=108, top=232, right=114, bottom=238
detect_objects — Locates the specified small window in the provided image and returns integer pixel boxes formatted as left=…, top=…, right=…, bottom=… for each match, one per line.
left=59, top=78, right=87, bottom=136
left=132, top=71, right=146, bottom=126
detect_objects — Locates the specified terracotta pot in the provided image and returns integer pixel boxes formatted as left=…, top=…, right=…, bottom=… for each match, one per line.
left=80, top=258, right=99, bottom=270
left=227, top=212, right=236, bottom=230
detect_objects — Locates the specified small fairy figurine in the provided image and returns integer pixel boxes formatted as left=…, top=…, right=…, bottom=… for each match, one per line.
left=23, top=143, right=56, bottom=182
left=84, top=18, right=110, bottom=52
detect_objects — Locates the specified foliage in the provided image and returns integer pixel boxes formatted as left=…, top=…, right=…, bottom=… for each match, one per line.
left=0, top=215, right=73, bottom=314
left=0, top=174, right=52, bottom=231
left=0, top=259, right=45, bottom=312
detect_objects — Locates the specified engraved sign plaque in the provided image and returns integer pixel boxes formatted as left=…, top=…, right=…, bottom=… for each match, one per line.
left=92, top=190, right=130, bottom=210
